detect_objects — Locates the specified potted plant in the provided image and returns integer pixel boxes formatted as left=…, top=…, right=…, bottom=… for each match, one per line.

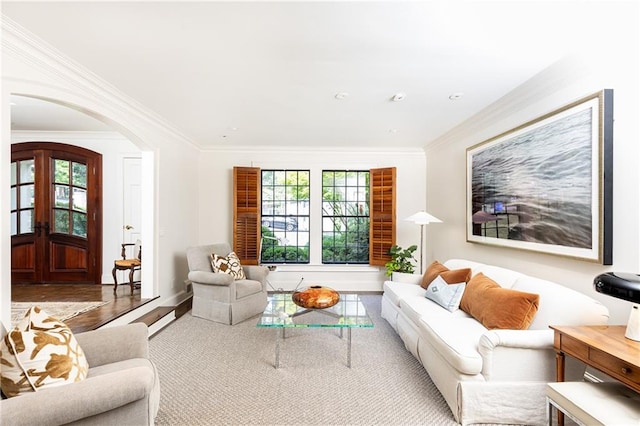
left=384, top=244, right=418, bottom=278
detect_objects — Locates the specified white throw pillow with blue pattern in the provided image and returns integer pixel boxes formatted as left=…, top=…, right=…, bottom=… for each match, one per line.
left=425, top=275, right=466, bottom=312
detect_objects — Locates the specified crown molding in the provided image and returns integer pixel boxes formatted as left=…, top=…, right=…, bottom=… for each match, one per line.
left=201, top=144, right=426, bottom=155
left=2, top=15, right=199, bottom=150
left=11, top=130, right=126, bottom=142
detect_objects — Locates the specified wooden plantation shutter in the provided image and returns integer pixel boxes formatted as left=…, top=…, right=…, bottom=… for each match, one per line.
left=369, top=167, right=396, bottom=266
left=233, top=166, right=260, bottom=265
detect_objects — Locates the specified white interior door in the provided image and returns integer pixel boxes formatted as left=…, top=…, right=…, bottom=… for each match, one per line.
left=117, top=157, right=142, bottom=287
left=123, top=157, right=142, bottom=243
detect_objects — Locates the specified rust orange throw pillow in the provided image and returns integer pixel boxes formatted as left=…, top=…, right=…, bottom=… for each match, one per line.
left=421, top=261, right=472, bottom=290
left=460, top=273, right=540, bottom=330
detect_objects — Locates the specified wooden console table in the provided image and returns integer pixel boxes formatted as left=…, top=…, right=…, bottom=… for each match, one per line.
left=550, top=325, right=640, bottom=425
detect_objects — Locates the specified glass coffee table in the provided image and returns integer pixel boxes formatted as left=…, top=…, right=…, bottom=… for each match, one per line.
left=257, top=292, right=373, bottom=368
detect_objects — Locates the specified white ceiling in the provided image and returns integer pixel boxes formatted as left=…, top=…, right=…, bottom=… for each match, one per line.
left=2, top=1, right=615, bottom=149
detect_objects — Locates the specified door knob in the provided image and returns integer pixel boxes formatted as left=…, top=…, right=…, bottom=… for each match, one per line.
left=124, top=225, right=134, bottom=230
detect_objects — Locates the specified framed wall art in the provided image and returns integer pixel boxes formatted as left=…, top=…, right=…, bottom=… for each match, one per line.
left=466, top=90, right=613, bottom=264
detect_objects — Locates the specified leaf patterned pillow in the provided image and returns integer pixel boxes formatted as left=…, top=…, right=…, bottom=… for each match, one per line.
left=210, top=251, right=246, bottom=280
left=0, top=306, right=89, bottom=398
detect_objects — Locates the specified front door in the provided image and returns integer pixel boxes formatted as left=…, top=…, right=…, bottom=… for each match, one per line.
left=11, top=142, right=103, bottom=284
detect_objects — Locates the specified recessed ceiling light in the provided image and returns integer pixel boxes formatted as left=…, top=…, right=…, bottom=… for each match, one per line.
left=391, top=93, right=406, bottom=102
left=335, top=92, right=349, bottom=100
left=388, top=128, right=398, bottom=134
left=449, top=93, right=464, bottom=100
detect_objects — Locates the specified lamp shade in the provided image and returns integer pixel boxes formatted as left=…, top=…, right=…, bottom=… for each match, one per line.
left=405, top=211, right=442, bottom=225
left=594, top=272, right=640, bottom=304
left=594, top=272, right=640, bottom=341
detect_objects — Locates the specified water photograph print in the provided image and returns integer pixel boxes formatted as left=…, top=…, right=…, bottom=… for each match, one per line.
left=466, top=90, right=613, bottom=264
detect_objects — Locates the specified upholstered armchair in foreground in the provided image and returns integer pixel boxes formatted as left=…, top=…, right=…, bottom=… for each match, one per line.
left=1, top=323, right=160, bottom=426
left=186, top=243, right=269, bottom=325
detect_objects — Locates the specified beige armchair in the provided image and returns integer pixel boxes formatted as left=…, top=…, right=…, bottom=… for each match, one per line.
left=1, top=323, right=159, bottom=426
left=187, top=243, right=269, bottom=325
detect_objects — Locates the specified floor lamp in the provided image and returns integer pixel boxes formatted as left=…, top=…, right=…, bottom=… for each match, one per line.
left=405, top=211, right=442, bottom=274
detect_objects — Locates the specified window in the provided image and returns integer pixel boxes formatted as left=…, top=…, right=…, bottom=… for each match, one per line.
left=234, top=166, right=396, bottom=266
left=260, top=170, right=310, bottom=263
left=10, top=159, right=35, bottom=236
left=322, top=171, right=370, bottom=264
left=52, top=158, right=88, bottom=237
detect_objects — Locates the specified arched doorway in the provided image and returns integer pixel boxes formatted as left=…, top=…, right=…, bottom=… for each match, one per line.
left=11, top=142, right=103, bottom=284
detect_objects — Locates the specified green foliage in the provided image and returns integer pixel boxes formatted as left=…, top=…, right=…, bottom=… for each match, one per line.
left=262, top=170, right=310, bottom=201
left=321, top=171, right=370, bottom=263
left=261, top=226, right=309, bottom=263
left=384, top=244, right=418, bottom=276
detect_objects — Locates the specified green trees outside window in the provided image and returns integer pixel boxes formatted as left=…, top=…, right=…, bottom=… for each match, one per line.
left=53, top=159, right=88, bottom=237
left=259, top=170, right=371, bottom=264
left=322, top=171, right=370, bottom=264
left=260, top=170, right=310, bottom=263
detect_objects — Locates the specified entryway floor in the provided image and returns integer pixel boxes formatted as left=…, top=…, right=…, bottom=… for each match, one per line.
left=11, top=283, right=153, bottom=333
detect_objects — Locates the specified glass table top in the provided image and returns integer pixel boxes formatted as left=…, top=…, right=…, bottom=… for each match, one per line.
left=257, top=292, right=374, bottom=328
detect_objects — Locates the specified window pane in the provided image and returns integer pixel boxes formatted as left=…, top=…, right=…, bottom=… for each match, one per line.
left=346, top=187, right=358, bottom=202
left=322, top=170, right=370, bottom=264
left=54, top=185, right=70, bottom=208
left=11, top=212, right=17, bottom=236
left=72, top=162, right=87, bottom=187
left=262, top=170, right=274, bottom=185
left=262, top=186, right=274, bottom=202
left=274, top=171, right=286, bottom=185
left=285, top=186, right=297, bottom=201
left=72, top=212, right=87, bottom=237
left=298, top=200, right=310, bottom=215
left=73, top=188, right=87, bottom=212
left=274, top=186, right=285, bottom=201
left=20, top=210, right=34, bottom=234
left=53, top=159, right=70, bottom=184
left=11, top=162, right=16, bottom=185
left=262, top=201, right=275, bottom=217
left=54, top=209, right=70, bottom=233
left=11, top=187, right=17, bottom=211
left=19, top=159, right=34, bottom=183
left=261, top=169, right=310, bottom=264
left=19, top=185, right=34, bottom=209
left=285, top=170, right=298, bottom=185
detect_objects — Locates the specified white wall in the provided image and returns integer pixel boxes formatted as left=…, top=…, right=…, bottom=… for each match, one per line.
left=425, top=12, right=640, bottom=325
left=1, top=20, right=201, bottom=332
left=197, top=147, right=427, bottom=291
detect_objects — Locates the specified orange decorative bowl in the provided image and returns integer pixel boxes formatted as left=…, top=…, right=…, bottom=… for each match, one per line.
left=292, top=286, right=340, bottom=309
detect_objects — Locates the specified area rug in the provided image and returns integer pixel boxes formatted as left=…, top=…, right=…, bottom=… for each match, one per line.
left=149, top=294, right=459, bottom=425
left=11, top=301, right=111, bottom=328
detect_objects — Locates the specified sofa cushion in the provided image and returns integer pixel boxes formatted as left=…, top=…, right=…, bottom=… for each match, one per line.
left=513, top=276, right=609, bottom=330
left=418, top=317, right=486, bottom=375
left=421, top=261, right=472, bottom=289
left=0, top=307, right=89, bottom=398
left=444, top=259, right=524, bottom=290
left=210, top=251, right=246, bottom=280
left=421, top=261, right=449, bottom=288
left=425, top=276, right=466, bottom=312
left=460, top=273, right=540, bottom=330
left=383, top=281, right=426, bottom=307
left=235, top=280, right=263, bottom=299
left=399, top=295, right=470, bottom=325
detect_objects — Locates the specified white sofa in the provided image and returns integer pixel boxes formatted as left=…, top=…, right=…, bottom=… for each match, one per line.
left=381, top=259, right=609, bottom=425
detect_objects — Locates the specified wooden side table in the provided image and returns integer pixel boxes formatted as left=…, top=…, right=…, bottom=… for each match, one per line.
left=550, top=325, right=640, bottom=425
